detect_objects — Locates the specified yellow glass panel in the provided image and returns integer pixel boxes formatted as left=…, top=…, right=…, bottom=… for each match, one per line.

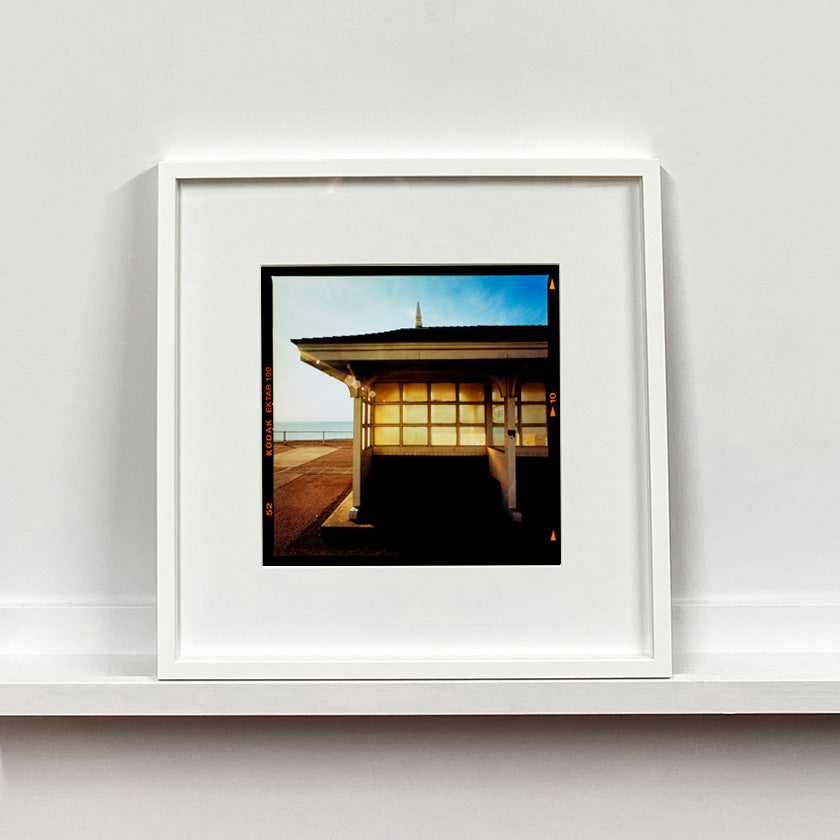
left=375, top=383, right=400, bottom=403
left=431, top=404, right=456, bottom=424
left=460, top=426, right=485, bottom=446
left=520, top=427, right=548, bottom=446
left=458, top=383, right=484, bottom=402
left=431, top=427, right=457, bottom=445
left=374, top=426, right=400, bottom=445
left=430, top=383, right=456, bottom=402
left=492, top=405, right=505, bottom=424
left=521, top=382, right=546, bottom=402
left=491, top=383, right=503, bottom=403
left=521, top=404, right=547, bottom=424
left=402, top=404, right=428, bottom=424
left=492, top=426, right=504, bottom=446
left=459, top=403, right=485, bottom=424
left=520, top=428, right=548, bottom=446
left=374, top=404, right=400, bottom=424
left=402, top=382, right=427, bottom=402
left=402, top=426, right=428, bottom=445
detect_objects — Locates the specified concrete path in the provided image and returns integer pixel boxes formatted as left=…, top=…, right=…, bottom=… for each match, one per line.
left=273, top=445, right=337, bottom=470
left=274, top=446, right=351, bottom=489
left=272, top=445, right=354, bottom=554
left=273, top=474, right=352, bottom=553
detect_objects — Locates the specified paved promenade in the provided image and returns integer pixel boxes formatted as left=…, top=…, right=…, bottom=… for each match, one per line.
left=272, top=443, right=353, bottom=554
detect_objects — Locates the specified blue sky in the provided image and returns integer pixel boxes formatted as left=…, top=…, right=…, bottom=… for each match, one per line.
left=272, top=273, right=548, bottom=422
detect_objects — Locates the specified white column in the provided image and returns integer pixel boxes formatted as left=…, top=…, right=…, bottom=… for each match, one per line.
left=349, top=392, right=363, bottom=521
left=500, top=375, right=522, bottom=522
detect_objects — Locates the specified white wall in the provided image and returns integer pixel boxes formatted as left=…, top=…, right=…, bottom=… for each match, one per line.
left=2, top=1, right=839, bottom=836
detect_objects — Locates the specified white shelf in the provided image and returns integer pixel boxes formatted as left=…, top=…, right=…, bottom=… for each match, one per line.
left=2, top=653, right=840, bottom=715
left=3, top=602, right=837, bottom=714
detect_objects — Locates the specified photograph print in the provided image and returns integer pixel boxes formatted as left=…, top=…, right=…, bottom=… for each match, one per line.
left=261, top=266, right=560, bottom=565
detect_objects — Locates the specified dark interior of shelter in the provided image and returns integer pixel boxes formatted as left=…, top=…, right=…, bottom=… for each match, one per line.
left=346, top=456, right=559, bottom=563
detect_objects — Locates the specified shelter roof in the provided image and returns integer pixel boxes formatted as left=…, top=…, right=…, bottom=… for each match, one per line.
left=292, top=325, right=548, bottom=345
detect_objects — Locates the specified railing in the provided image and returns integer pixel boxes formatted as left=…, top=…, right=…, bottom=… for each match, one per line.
left=274, top=429, right=354, bottom=445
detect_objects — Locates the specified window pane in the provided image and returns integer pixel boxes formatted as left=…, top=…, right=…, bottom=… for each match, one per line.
left=402, top=426, right=428, bottom=445
left=459, top=383, right=484, bottom=402
left=492, top=426, right=504, bottom=446
left=431, top=404, right=456, bottom=424
left=459, top=426, right=486, bottom=446
left=491, top=383, right=503, bottom=403
left=402, top=404, right=428, bottom=424
left=520, top=428, right=547, bottom=446
left=459, top=403, right=485, bottom=424
left=521, top=404, right=547, bottom=424
left=431, top=427, right=457, bottom=445
left=520, top=382, right=546, bottom=402
left=374, top=404, right=399, bottom=424
left=403, top=382, right=427, bottom=402
left=430, top=382, right=456, bottom=402
left=492, top=405, right=505, bottom=424
left=375, top=383, right=400, bottom=403
left=374, top=426, right=399, bottom=445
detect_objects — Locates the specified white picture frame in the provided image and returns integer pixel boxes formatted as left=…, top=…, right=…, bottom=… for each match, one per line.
left=157, top=159, right=671, bottom=681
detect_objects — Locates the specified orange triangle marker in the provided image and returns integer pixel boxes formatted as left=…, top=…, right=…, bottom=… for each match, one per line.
left=550, top=531, right=557, bottom=542
left=550, top=406, right=556, bottom=417
left=549, top=279, right=556, bottom=290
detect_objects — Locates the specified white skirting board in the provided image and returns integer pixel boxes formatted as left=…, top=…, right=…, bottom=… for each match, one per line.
left=3, top=599, right=839, bottom=657
left=671, top=599, right=840, bottom=654
left=0, top=600, right=838, bottom=715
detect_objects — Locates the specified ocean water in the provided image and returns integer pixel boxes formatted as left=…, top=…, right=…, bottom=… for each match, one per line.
left=273, top=421, right=353, bottom=442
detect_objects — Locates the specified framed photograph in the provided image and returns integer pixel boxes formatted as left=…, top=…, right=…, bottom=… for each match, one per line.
left=158, top=159, right=671, bottom=680
left=262, top=264, right=560, bottom=567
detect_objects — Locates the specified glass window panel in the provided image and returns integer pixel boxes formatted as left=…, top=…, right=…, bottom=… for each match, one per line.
left=492, top=426, right=504, bottom=446
left=431, top=404, right=456, bottom=424
left=402, top=426, right=428, bottom=445
left=374, top=404, right=400, bottom=424
left=459, top=426, right=486, bottom=446
left=431, top=427, right=457, bottom=446
left=430, top=383, right=456, bottom=402
left=492, top=405, right=505, bottom=424
left=459, top=403, right=485, bottom=424
left=374, top=426, right=400, bottom=445
left=402, top=404, right=428, bottom=424
left=520, top=428, right=547, bottom=446
left=521, top=404, right=547, bottom=424
left=402, top=382, right=428, bottom=402
left=491, top=383, right=503, bottom=403
left=375, top=383, right=400, bottom=403
left=458, top=383, right=484, bottom=402
left=520, top=382, right=546, bottom=402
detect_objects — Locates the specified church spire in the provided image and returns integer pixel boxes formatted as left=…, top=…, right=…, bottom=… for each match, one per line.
left=414, top=301, right=423, bottom=328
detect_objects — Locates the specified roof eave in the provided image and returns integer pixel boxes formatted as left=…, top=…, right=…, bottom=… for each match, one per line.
left=294, top=340, right=548, bottom=362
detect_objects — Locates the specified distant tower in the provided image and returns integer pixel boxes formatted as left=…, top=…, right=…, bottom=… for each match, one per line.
left=414, top=301, right=423, bottom=328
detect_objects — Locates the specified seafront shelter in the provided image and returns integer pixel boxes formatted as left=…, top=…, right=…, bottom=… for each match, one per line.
left=291, top=309, right=552, bottom=527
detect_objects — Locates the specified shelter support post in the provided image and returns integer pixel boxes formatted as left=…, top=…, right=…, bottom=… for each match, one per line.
left=350, top=390, right=363, bottom=522
left=489, top=373, right=522, bottom=523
